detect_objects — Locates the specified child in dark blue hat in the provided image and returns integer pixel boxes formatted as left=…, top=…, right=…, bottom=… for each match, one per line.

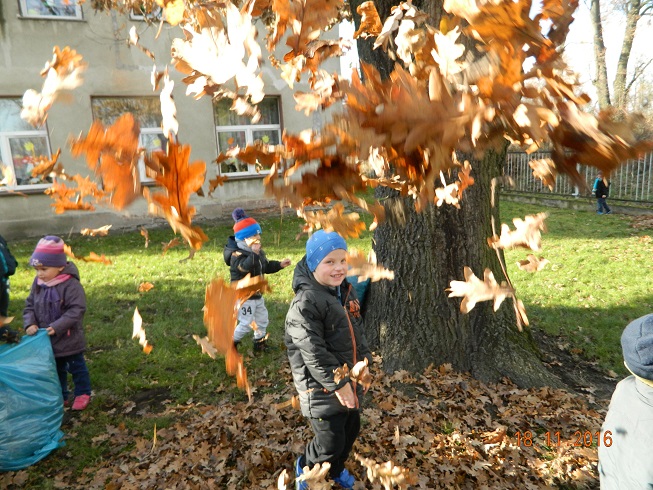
left=285, top=230, right=373, bottom=489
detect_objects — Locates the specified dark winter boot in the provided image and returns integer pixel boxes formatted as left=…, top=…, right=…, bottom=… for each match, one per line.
left=0, top=326, right=19, bottom=344
left=253, top=336, right=268, bottom=353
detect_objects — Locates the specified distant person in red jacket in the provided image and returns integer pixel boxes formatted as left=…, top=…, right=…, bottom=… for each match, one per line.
left=593, top=171, right=612, bottom=215
left=24, top=236, right=91, bottom=411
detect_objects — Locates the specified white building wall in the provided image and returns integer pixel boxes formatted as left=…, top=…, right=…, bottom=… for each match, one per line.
left=0, top=4, right=340, bottom=239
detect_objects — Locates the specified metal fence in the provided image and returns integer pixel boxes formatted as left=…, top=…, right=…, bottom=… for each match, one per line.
left=503, top=151, right=653, bottom=203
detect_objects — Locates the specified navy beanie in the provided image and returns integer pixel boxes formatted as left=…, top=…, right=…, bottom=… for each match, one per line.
left=232, top=208, right=247, bottom=222
left=621, top=314, right=653, bottom=381
left=306, top=230, right=347, bottom=272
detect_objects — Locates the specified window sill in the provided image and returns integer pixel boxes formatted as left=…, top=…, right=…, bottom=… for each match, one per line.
left=17, top=15, right=85, bottom=21
left=219, top=173, right=268, bottom=181
left=0, top=185, right=50, bottom=196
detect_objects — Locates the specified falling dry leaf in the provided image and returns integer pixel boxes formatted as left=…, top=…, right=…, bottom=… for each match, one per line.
left=192, top=334, right=219, bottom=359
left=354, top=1, right=383, bottom=39
left=80, top=225, right=112, bottom=237
left=203, top=278, right=251, bottom=398
left=517, top=254, right=550, bottom=272
left=350, top=358, right=372, bottom=391
left=81, top=252, right=113, bottom=265
left=354, top=453, right=418, bottom=489
left=482, top=425, right=507, bottom=445
left=488, top=212, right=548, bottom=251
left=447, top=266, right=514, bottom=313
left=21, top=46, right=86, bottom=127
left=138, top=282, right=155, bottom=292
left=162, top=237, right=182, bottom=254
left=347, top=248, right=394, bottom=282
left=132, top=307, right=153, bottom=354
left=160, top=73, right=179, bottom=136
left=300, top=203, right=366, bottom=239
left=144, top=140, right=208, bottom=250
left=139, top=226, right=150, bottom=248
left=295, top=461, right=332, bottom=489
left=70, top=113, right=141, bottom=210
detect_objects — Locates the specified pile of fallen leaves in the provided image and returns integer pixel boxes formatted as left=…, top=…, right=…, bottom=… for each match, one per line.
left=630, top=215, right=653, bottom=229
left=2, top=357, right=606, bottom=489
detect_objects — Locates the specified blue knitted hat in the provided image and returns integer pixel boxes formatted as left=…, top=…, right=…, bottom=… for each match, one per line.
left=306, top=230, right=347, bottom=272
left=622, top=314, right=653, bottom=381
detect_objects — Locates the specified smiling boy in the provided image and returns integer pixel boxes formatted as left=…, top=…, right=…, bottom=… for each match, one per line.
left=285, top=230, right=372, bottom=490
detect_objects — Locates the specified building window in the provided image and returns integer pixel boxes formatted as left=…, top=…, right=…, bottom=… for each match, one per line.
left=0, top=98, right=53, bottom=189
left=130, top=2, right=163, bottom=21
left=19, top=0, right=83, bottom=19
left=91, top=97, right=167, bottom=182
left=214, top=97, right=281, bottom=175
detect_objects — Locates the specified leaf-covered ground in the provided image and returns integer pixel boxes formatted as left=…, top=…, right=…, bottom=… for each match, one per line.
left=2, top=353, right=607, bottom=489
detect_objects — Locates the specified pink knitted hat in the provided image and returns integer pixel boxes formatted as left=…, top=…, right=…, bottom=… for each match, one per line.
left=29, top=235, right=67, bottom=267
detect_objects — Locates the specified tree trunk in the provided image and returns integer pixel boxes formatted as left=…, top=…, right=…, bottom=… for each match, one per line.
left=613, top=0, right=641, bottom=108
left=590, top=0, right=612, bottom=109
left=349, top=0, right=562, bottom=388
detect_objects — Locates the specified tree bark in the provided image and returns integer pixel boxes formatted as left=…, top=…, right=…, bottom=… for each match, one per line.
left=349, top=0, right=562, bottom=388
left=613, top=0, right=641, bottom=108
left=590, top=0, right=612, bottom=109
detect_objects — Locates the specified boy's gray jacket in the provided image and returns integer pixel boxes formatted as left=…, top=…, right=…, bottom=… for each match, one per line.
left=598, top=375, right=653, bottom=488
left=23, top=261, right=87, bottom=357
left=285, top=256, right=372, bottom=419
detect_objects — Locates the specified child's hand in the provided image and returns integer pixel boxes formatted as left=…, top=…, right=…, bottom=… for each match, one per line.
left=335, top=383, right=356, bottom=408
left=280, top=258, right=291, bottom=268
left=46, top=327, right=55, bottom=336
left=26, top=325, right=39, bottom=335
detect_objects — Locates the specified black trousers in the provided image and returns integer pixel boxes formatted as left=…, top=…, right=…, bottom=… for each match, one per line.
left=305, top=410, right=360, bottom=479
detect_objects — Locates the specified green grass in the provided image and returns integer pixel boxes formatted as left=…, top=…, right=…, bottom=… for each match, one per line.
left=500, top=200, right=653, bottom=373
left=2, top=200, right=651, bottom=478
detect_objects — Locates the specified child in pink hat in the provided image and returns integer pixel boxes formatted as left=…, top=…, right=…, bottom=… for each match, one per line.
left=24, top=236, right=91, bottom=411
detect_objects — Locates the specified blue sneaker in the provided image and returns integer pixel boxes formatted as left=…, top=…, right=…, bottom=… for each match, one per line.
left=295, top=455, right=308, bottom=490
left=333, top=468, right=355, bottom=489
left=597, top=211, right=604, bottom=215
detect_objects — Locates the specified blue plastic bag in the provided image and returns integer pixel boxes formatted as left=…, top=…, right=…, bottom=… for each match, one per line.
left=0, top=329, right=64, bottom=471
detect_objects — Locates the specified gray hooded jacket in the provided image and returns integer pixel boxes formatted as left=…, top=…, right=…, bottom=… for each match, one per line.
left=598, top=375, right=653, bottom=488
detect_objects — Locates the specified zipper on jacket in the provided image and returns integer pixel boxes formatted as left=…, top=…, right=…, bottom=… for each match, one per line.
left=343, top=283, right=359, bottom=409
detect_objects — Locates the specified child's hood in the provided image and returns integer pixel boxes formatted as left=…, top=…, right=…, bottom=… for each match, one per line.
left=223, top=235, right=238, bottom=265
left=62, top=261, right=80, bottom=280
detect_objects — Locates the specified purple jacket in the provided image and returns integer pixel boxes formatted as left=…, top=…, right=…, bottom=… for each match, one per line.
left=23, top=262, right=87, bottom=358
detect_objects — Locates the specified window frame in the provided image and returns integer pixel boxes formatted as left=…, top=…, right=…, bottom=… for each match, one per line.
left=18, top=0, right=84, bottom=20
left=214, top=96, right=282, bottom=177
left=0, top=98, right=53, bottom=192
left=129, top=4, right=163, bottom=21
